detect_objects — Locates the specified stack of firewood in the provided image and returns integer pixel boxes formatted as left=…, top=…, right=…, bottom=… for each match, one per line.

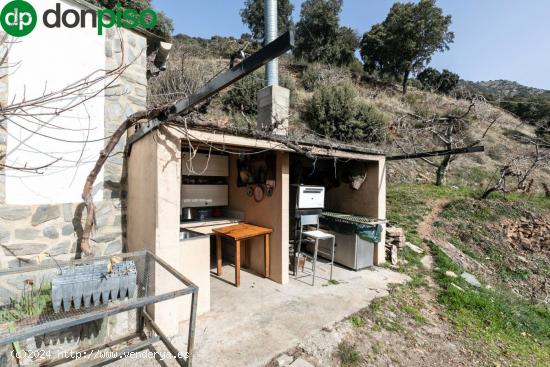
left=385, top=226, right=406, bottom=265
left=386, top=226, right=406, bottom=248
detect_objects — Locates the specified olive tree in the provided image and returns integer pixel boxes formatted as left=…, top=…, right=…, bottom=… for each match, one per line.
left=294, top=0, right=359, bottom=66
left=360, top=0, right=454, bottom=94
left=417, top=67, right=459, bottom=94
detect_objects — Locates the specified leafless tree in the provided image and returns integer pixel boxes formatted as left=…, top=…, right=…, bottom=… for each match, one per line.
left=481, top=121, right=550, bottom=199
left=392, top=95, right=499, bottom=186
left=147, top=42, right=228, bottom=107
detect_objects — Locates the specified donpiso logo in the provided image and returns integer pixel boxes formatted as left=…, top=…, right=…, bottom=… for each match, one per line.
left=1, top=0, right=37, bottom=37
left=1, top=1, right=157, bottom=37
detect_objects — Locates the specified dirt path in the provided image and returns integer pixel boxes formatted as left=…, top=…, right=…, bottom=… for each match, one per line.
left=418, top=199, right=449, bottom=272
left=418, top=199, right=449, bottom=240
left=419, top=199, right=486, bottom=274
left=329, top=199, right=479, bottom=367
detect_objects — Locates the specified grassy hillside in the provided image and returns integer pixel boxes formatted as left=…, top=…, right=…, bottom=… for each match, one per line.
left=380, top=185, right=549, bottom=366
left=305, top=184, right=550, bottom=366
left=459, top=80, right=550, bottom=128
left=148, top=35, right=550, bottom=192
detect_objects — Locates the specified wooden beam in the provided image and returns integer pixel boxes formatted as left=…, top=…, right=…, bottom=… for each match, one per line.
left=386, top=146, right=485, bottom=161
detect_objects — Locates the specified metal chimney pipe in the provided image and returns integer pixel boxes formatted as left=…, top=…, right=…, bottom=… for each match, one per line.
left=265, top=0, right=278, bottom=86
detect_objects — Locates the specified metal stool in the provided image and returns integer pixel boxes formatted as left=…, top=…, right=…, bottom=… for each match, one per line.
left=295, top=214, right=336, bottom=286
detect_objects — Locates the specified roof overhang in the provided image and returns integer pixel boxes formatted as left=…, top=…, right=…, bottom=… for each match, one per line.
left=166, top=126, right=385, bottom=162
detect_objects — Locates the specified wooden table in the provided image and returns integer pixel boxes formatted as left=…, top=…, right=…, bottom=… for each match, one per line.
left=214, top=223, right=273, bottom=287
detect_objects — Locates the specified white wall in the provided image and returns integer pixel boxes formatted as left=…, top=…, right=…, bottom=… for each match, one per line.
left=4, top=0, right=105, bottom=204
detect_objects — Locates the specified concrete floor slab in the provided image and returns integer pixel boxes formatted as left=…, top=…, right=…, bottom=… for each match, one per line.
left=111, top=262, right=408, bottom=367
left=190, top=262, right=408, bottom=367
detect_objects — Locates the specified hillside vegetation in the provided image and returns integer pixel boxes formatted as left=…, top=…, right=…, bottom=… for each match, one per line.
left=280, top=184, right=549, bottom=366
left=460, top=80, right=550, bottom=125
left=148, top=35, right=550, bottom=193
left=361, top=184, right=549, bottom=366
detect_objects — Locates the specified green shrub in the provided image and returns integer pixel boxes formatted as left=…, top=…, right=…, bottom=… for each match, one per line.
left=348, top=59, right=365, bottom=82
left=303, top=83, right=386, bottom=142
left=338, top=342, right=361, bottom=367
left=350, top=315, right=365, bottom=328
left=355, top=100, right=387, bottom=142
left=221, top=73, right=264, bottom=115
left=417, top=67, right=460, bottom=95
left=222, top=71, right=296, bottom=115
left=301, top=63, right=323, bottom=91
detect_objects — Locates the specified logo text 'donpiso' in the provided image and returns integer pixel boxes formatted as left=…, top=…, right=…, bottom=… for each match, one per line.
left=0, top=1, right=158, bottom=37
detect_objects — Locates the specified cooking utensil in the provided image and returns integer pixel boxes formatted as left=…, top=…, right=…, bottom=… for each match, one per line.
left=182, top=208, right=193, bottom=220
left=253, top=185, right=265, bottom=202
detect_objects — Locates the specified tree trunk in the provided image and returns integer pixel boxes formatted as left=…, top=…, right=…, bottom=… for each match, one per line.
left=402, top=69, right=410, bottom=94
left=435, top=154, right=451, bottom=186
left=80, top=109, right=157, bottom=256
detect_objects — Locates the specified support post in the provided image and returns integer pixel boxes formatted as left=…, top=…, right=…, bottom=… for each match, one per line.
left=256, top=84, right=290, bottom=135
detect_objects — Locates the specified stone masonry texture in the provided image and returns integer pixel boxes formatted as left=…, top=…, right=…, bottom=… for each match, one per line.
left=0, top=28, right=147, bottom=358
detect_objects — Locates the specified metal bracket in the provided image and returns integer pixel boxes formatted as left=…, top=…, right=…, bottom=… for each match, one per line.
left=127, top=30, right=295, bottom=155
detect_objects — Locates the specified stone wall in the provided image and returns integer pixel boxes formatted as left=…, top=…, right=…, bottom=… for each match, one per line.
left=0, top=28, right=147, bottom=359
left=0, top=31, right=7, bottom=205
left=103, top=28, right=148, bottom=201
left=0, top=202, right=124, bottom=269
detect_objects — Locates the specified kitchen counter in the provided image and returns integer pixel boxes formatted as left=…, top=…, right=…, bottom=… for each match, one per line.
left=177, top=231, right=211, bottom=318
left=176, top=217, right=244, bottom=318
left=180, top=217, right=243, bottom=235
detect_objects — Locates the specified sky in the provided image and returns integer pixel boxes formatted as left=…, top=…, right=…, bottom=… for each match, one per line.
left=152, top=0, right=550, bottom=90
